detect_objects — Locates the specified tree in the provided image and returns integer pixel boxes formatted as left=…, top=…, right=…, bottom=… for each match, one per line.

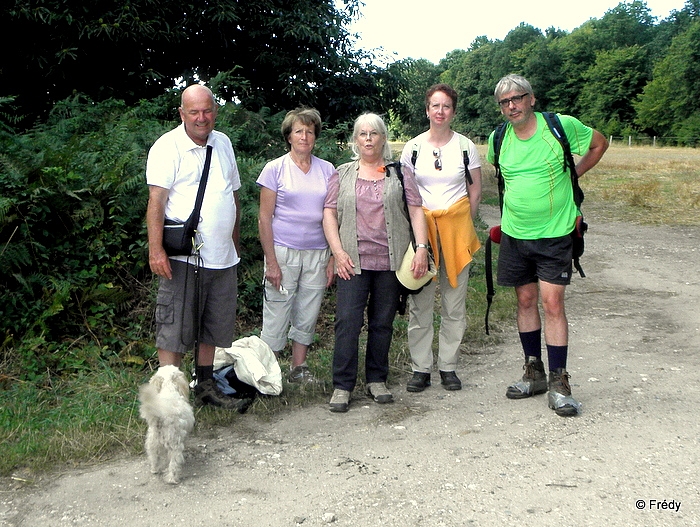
left=578, top=45, right=650, bottom=132
left=385, top=58, right=443, bottom=139
left=512, top=32, right=566, bottom=112
left=635, top=19, right=700, bottom=141
left=592, top=0, right=656, bottom=48
left=441, top=41, right=503, bottom=138
left=440, top=26, right=547, bottom=137
left=648, top=0, right=700, bottom=63
left=0, top=0, right=378, bottom=126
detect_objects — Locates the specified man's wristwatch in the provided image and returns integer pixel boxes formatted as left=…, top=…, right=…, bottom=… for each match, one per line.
left=415, top=243, right=429, bottom=249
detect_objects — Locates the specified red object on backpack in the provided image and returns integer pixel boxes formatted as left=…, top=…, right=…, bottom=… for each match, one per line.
left=489, top=225, right=502, bottom=244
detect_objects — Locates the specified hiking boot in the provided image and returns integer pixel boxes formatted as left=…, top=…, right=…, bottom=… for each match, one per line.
left=506, top=356, right=547, bottom=399
left=439, top=370, right=462, bottom=391
left=406, top=371, right=431, bottom=392
left=329, top=389, right=351, bottom=413
left=288, top=365, right=319, bottom=384
left=366, top=382, right=394, bottom=404
left=195, top=378, right=247, bottom=412
left=547, top=368, right=581, bottom=417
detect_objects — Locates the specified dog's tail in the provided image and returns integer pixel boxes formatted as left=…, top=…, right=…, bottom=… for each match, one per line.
left=138, top=383, right=163, bottom=420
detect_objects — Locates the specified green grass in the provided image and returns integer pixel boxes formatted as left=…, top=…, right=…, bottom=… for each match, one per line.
left=3, top=144, right=698, bottom=480
left=1, top=367, right=143, bottom=479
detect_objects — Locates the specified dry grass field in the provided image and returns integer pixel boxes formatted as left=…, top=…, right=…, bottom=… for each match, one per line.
left=581, top=145, right=700, bottom=226
left=478, top=144, right=700, bottom=226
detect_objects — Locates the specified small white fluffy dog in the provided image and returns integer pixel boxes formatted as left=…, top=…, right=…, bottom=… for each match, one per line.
left=138, top=365, right=195, bottom=484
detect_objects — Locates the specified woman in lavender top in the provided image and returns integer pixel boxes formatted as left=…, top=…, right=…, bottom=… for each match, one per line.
left=257, top=107, right=336, bottom=384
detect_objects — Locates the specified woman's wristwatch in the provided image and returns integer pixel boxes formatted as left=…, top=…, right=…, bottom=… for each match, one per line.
left=415, top=243, right=429, bottom=249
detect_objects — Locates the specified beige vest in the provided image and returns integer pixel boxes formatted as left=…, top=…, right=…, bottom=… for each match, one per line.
left=336, top=160, right=412, bottom=274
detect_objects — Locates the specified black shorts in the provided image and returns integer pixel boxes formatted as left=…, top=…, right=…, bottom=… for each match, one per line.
left=497, top=232, right=573, bottom=287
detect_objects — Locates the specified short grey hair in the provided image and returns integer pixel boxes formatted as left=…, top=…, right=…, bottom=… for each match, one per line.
left=350, top=112, right=393, bottom=160
left=494, top=74, right=533, bottom=102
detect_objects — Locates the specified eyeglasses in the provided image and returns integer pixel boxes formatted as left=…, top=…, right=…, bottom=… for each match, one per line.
left=358, top=131, right=380, bottom=140
left=262, top=277, right=288, bottom=302
left=498, top=93, right=529, bottom=108
left=433, top=148, right=442, bottom=171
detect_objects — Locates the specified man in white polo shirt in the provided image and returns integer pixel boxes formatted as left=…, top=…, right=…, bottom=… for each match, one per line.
left=146, top=84, right=243, bottom=410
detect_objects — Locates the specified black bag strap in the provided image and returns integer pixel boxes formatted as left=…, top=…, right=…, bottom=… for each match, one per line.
left=188, top=145, right=213, bottom=232
left=484, top=225, right=502, bottom=335
left=484, top=235, right=494, bottom=335
left=492, top=122, right=508, bottom=214
left=189, top=145, right=212, bottom=381
left=486, top=122, right=509, bottom=333
left=411, top=140, right=473, bottom=186
left=386, top=161, right=413, bottom=315
left=541, top=112, right=586, bottom=276
left=385, top=162, right=415, bottom=245
left=462, top=149, right=473, bottom=186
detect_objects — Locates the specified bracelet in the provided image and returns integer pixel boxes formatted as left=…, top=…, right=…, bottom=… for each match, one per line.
left=415, top=243, right=429, bottom=249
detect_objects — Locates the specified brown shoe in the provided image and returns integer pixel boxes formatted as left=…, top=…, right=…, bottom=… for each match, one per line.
left=506, top=356, right=547, bottom=399
left=195, top=378, right=248, bottom=412
left=329, top=389, right=351, bottom=413
left=547, top=368, right=581, bottom=417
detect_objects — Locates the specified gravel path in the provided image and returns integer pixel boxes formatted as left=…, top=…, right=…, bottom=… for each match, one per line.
left=3, top=208, right=699, bottom=526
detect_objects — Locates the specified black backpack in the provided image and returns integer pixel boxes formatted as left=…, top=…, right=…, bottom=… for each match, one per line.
left=485, top=112, right=587, bottom=334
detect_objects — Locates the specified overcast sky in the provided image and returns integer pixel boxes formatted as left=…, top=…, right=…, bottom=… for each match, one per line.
left=348, top=0, right=686, bottom=63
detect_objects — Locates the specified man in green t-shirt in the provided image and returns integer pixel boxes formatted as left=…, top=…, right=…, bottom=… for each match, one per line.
left=487, top=74, right=608, bottom=417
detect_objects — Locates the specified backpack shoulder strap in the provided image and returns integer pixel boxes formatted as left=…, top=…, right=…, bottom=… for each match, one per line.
left=541, top=112, right=571, bottom=171
left=492, top=122, right=508, bottom=214
left=484, top=124, right=508, bottom=333
left=410, top=141, right=420, bottom=168
left=492, top=122, right=508, bottom=172
left=386, top=161, right=404, bottom=186
left=542, top=112, right=587, bottom=275
left=457, top=134, right=473, bottom=186
left=541, top=112, right=583, bottom=208
left=385, top=162, right=413, bottom=239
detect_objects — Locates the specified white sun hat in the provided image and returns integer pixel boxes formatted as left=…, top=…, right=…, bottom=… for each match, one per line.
left=395, top=243, right=437, bottom=291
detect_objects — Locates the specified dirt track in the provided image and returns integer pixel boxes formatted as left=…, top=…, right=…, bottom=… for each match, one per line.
left=2, top=207, right=699, bottom=526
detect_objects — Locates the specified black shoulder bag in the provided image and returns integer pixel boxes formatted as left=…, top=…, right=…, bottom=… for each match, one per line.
left=162, top=145, right=213, bottom=256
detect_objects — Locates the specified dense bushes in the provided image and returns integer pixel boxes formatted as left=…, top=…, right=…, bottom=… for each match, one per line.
left=0, top=95, right=350, bottom=383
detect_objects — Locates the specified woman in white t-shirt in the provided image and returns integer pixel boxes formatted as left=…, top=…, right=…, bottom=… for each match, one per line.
left=399, top=83, right=483, bottom=393
left=257, top=108, right=336, bottom=384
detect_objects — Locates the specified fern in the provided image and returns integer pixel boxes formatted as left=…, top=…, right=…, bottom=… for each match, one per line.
left=0, top=94, right=349, bottom=382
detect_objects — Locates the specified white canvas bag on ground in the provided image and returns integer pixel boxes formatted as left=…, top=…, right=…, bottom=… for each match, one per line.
left=214, top=336, right=283, bottom=395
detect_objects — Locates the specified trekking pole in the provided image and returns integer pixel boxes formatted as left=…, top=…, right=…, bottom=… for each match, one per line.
left=191, top=239, right=203, bottom=384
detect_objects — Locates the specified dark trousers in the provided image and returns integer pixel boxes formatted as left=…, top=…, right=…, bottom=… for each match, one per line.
left=332, top=270, right=401, bottom=391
